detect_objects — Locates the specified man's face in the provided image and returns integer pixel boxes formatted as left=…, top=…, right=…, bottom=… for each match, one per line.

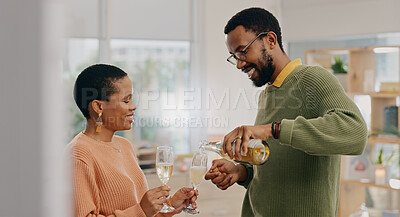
left=226, top=26, right=275, bottom=87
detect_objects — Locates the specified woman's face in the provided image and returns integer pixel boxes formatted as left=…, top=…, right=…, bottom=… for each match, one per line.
left=101, top=76, right=136, bottom=132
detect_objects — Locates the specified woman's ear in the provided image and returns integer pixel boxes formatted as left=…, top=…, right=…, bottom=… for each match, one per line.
left=91, top=100, right=103, bottom=115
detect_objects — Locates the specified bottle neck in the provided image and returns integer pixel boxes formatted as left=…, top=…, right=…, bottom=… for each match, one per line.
left=199, top=139, right=223, bottom=154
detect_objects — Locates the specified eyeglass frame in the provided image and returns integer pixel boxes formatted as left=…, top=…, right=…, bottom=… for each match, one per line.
left=226, top=31, right=270, bottom=65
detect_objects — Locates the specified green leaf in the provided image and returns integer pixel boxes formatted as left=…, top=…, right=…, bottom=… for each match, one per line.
left=331, top=56, right=348, bottom=74
left=376, top=148, right=383, bottom=165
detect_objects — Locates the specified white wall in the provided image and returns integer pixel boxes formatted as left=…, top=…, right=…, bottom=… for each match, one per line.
left=0, top=0, right=69, bottom=216
left=282, top=0, right=400, bottom=41
left=110, top=0, right=191, bottom=40
left=66, top=0, right=99, bottom=38
left=66, top=0, right=191, bottom=40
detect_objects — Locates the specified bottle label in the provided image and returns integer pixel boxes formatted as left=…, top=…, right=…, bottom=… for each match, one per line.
left=232, top=139, right=261, bottom=156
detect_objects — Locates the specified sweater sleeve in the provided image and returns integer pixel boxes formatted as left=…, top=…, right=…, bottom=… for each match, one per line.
left=74, top=159, right=146, bottom=217
left=279, top=66, right=368, bottom=156
left=236, top=164, right=254, bottom=188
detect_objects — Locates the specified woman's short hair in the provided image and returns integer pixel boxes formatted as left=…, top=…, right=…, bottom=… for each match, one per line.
left=73, top=64, right=127, bottom=119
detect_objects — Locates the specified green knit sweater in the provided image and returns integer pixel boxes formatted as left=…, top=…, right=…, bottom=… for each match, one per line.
left=239, top=65, right=368, bottom=217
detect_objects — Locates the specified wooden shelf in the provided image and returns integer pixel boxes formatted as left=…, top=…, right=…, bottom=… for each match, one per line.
left=370, top=92, right=400, bottom=98
left=347, top=92, right=400, bottom=98
left=368, top=136, right=400, bottom=144
left=342, top=179, right=400, bottom=191
left=306, top=45, right=400, bottom=217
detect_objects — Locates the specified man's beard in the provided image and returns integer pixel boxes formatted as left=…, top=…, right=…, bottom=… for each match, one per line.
left=253, top=49, right=274, bottom=87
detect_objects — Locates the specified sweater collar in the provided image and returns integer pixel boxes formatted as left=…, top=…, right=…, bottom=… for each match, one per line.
left=270, top=58, right=302, bottom=88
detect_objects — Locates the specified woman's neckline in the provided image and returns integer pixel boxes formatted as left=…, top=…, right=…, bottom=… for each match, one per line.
left=82, top=131, right=114, bottom=143
left=80, top=132, right=121, bottom=152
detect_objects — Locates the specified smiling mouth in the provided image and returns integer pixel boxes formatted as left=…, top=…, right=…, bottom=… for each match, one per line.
left=247, top=68, right=255, bottom=78
left=126, top=115, right=134, bottom=122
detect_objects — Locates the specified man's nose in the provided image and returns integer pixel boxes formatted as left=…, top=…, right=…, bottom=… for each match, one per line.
left=236, top=59, right=246, bottom=70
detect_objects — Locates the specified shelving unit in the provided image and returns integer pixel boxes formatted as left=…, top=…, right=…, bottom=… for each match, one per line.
left=305, top=46, right=400, bottom=217
left=341, top=180, right=400, bottom=191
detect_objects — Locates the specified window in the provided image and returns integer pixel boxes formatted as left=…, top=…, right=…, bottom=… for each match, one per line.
left=111, top=39, right=191, bottom=154
left=63, top=38, right=99, bottom=141
left=375, top=48, right=400, bottom=92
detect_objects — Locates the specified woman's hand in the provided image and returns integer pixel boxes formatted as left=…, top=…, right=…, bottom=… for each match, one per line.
left=154, top=187, right=198, bottom=217
left=169, top=187, right=198, bottom=210
left=140, top=185, right=170, bottom=217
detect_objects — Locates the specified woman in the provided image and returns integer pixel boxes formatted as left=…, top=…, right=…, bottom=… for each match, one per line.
left=67, top=64, right=197, bottom=217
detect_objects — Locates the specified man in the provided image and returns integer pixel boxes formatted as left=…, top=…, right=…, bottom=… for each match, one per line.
left=204, top=7, right=368, bottom=217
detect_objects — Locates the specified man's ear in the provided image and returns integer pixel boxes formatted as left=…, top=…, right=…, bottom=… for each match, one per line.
left=91, top=100, right=103, bottom=114
left=264, top=32, right=277, bottom=49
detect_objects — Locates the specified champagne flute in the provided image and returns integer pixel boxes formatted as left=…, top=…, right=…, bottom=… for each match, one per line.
left=156, top=146, right=175, bottom=213
left=182, top=151, right=208, bottom=214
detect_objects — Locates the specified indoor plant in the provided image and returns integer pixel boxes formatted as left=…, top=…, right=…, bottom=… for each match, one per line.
left=331, top=56, right=348, bottom=91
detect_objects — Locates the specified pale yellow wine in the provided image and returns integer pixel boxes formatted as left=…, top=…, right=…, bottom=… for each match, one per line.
left=156, top=163, right=173, bottom=184
left=190, top=166, right=207, bottom=186
left=200, top=139, right=270, bottom=165
left=221, top=146, right=268, bottom=165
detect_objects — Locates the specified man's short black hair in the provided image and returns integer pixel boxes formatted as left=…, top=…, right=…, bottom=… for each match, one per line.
left=224, top=7, right=285, bottom=53
left=73, top=64, right=128, bottom=119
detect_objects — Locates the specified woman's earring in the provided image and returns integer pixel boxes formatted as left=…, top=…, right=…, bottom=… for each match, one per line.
left=96, top=113, right=103, bottom=133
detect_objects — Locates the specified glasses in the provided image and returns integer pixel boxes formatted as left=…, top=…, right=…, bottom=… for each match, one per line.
left=226, top=32, right=269, bottom=65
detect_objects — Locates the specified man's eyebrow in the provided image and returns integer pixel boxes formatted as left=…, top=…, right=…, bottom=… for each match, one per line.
left=232, top=45, right=246, bottom=53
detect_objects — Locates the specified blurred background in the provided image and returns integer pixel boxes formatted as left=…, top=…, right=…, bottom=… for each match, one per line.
left=1, top=0, right=400, bottom=216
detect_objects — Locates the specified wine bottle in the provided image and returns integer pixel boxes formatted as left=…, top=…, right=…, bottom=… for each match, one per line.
left=199, top=139, right=270, bottom=165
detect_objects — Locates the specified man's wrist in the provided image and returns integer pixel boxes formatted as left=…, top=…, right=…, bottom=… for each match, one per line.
left=236, top=164, right=248, bottom=182
left=271, top=122, right=281, bottom=139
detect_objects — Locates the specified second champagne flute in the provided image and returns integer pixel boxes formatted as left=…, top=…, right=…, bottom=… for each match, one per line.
left=182, top=151, right=208, bottom=214
left=156, top=146, right=175, bottom=213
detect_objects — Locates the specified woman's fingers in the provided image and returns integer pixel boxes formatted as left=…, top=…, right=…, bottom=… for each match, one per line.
left=147, top=185, right=170, bottom=201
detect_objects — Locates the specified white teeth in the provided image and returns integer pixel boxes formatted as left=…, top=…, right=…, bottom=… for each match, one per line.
left=248, top=68, right=255, bottom=78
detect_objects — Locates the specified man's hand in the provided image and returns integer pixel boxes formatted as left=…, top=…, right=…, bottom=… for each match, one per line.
left=223, top=125, right=272, bottom=160
left=204, top=159, right=247, bottom=190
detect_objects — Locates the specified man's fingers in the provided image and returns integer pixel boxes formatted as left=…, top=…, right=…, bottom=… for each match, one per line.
left=217, top=177, right=234, bottom=190
left=211, top=172, right=229, bottom=185
left=205, top=170, right=220, bottom=180
left=225, top=139, right=234, bottom=159
left=223, top=129, right=237, bottom=154
left=235, top=126, right=244, bottom=160
left=242, top=136, right=249, bottom=156
left=217, top=173, right=232, bottom=187
left=218, top=183, right=231, bottom=190
left=205, top=160, right=225, bottom=180
left=211, top=159, right=229, bottom=168
left=223, top=127, right=240, bottom=158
